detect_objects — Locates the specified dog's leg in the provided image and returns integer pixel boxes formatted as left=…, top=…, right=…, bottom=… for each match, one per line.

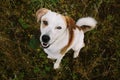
left=47, top=56, right=53, bottom=59
left=54, top=55, right=63, bottom=69
left=73, top=49, right=81, bottom=58
left=73, top=43, right=85, bottom=58
left=47, top=56, right=55, bottom=60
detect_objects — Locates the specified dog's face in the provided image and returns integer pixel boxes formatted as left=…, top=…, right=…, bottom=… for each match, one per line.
left=36, top=8, right=67, bottom=48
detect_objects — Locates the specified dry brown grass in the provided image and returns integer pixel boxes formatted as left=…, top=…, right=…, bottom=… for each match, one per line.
left=0, top=0, right=120, bottom=80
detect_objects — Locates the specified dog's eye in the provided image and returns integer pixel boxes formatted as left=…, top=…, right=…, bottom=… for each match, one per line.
left=43, top=20, right=48, bottom=25
left=56, top=26, right=62, bottom=30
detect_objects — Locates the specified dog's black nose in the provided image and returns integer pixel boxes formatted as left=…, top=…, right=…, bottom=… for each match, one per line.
left=42, top=35, right=50, bottom=43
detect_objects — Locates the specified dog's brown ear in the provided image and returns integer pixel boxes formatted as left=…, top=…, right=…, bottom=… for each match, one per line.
left=36, top=8, right=49, bottom=22
left=65, top=16, right=76, bottom=30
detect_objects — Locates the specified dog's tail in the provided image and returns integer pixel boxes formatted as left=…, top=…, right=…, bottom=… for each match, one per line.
left=76, top=17, right=97, bottom=33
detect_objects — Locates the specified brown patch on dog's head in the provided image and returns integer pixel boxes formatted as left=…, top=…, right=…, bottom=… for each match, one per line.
left=60, top=16, right=76, bottom=54
left=65, top=16, right=76, bottom=30
left=36, top=8, right=49, bottom=22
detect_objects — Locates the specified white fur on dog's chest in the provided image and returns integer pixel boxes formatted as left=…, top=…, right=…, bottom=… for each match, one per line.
left=44, top=49, right=61, bottom=59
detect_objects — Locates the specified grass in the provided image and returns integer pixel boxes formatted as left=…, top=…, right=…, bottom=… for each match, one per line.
left=0, top=0, right=120, bottom=80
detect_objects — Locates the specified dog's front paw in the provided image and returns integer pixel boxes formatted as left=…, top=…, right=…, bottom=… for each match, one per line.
left=47, top=56, right=52, bottom=59
left=47, top=56, right=55, bottom=60
left=54, top=63, right=60, bottom=69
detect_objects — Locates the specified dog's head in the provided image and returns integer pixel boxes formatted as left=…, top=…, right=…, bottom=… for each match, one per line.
left=36, top=8, right=76, bottom=48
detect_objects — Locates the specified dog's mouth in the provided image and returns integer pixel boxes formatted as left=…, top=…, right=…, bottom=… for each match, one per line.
left=41, top=42, right=50, bottom=48
left=41, top=38, right=57, bottom=49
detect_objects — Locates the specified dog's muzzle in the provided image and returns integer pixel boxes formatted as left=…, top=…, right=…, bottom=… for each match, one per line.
left=41, top=35, right=50, bottom=48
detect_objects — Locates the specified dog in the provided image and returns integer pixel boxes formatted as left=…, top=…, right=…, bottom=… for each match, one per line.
left=36, top=8, right=97, bottom=69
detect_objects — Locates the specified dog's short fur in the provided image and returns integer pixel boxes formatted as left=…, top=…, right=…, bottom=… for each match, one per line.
left=36, top=8, right=97, bottom=69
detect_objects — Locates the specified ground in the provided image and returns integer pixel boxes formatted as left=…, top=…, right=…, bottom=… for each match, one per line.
left=0, top=0, right=120, bottom=80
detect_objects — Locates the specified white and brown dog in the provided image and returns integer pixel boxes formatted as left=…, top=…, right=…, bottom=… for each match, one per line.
left=36, top=8, right=97, bottom=69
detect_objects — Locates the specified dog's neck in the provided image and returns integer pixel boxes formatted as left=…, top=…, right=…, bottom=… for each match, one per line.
left=60, top=27, right=75, bottom=54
